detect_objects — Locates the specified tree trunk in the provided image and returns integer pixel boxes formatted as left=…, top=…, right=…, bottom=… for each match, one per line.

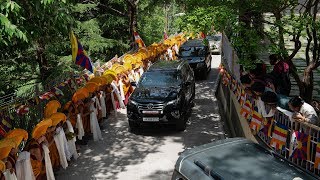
left=36, top=41, right=49, bottom=83
left=128, top=0, right=138, bottom=45
left=273, top=11, right=286, bottom=55
left=301, top=64, right=315, bottom=102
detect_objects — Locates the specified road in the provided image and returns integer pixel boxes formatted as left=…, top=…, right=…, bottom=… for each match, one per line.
left=56, top=55, right=226, bottom=180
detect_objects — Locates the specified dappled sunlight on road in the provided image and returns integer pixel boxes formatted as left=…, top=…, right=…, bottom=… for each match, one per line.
left=56, top=55, right=226, bottom=180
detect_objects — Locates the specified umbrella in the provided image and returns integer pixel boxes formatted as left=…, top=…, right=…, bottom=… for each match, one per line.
left=50, top=112, right=67, bottom=126
left=44, top=100, right=61, bottom=118
left=0, top=138, right=17, bottom=160
left=32, top=118, right=52, bottom=139
left=5, top=129, right=28, bottom=146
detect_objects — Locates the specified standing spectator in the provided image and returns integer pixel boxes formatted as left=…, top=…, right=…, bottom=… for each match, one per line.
left=269, top=54, right=291, bottom=96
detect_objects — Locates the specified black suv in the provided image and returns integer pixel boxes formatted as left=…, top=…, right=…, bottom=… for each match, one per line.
left=179, top=39, right=212, bottom=79
left=127, top=60, right=195, bottom=131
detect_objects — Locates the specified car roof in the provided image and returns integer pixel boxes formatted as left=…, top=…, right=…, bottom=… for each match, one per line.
left=148, top=60, right=186, bottom=71
left=175, top=138, right=317, bottom=180
left=180, top=39, right=207, bottom=47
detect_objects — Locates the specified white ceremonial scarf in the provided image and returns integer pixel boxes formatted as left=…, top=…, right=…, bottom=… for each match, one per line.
left=111, top=82, right=125, bottom=109
left=119, top=80, right=125, bottom=100
left=139, top=67, right=144, bottom=76
left=100, top=91, right=107, bottom=118
left=66, top=120, right=79, bottom=160
left=42, top=144, right=55, bottom=180
left=15, top=151, right=35, bottom=180
left=76, top=113, right=85, bottom=140
left=90, top=98, right=103, bottom=141
left=60, top=128, right=72, bottom=161
left=54, top=128, right=68, bottom=169
left=3, top=169, right=17, bottom=180
left=134, top=72, right=140, bottom=83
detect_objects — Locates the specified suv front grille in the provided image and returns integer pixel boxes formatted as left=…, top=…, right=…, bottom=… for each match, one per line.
left=137, top=103, right=164, bottom=111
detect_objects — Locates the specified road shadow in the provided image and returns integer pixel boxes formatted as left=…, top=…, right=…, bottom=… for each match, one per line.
left=56, top=111, right=166, bottom=180
left=56, top=56, right=227, bottom=179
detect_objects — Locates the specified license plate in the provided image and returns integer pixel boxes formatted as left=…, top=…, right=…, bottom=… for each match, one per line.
left=142, top=110, right=159, bottom=114
left=143, top=117, right=159, bottom=122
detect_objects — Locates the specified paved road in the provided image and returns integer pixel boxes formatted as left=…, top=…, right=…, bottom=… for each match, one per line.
left=56, top=55, right=226, bottom=180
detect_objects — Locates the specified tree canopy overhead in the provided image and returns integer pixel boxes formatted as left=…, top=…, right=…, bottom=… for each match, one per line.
left=0, top=0, right=178, bottom=97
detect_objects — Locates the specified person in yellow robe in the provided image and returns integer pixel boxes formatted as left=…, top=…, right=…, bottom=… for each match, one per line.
left=25, top=137, right=46, bottom=180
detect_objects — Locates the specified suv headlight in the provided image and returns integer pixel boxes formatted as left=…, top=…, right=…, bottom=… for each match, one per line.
left=167, top=97, right=180, bottom=106
left=128, top=99, right=137, bottom=106
left=167, top=99, right=177, bottom=105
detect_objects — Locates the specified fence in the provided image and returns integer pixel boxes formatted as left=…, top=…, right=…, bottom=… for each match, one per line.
left=220, top=32, right=320, bottom=177
left=0, top=73, right=82, bottom=137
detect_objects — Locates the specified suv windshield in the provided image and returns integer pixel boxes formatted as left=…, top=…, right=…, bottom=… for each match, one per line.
left=139, top=71, right=181, bottom=88
left=180, top=46, right=206, bottom=57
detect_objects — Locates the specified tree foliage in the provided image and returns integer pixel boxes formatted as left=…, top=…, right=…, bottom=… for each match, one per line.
left=0, top=0, right=182, bottom=98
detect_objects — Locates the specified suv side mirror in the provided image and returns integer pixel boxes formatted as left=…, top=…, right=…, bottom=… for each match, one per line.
left=131, top=82, right=137, bottom=87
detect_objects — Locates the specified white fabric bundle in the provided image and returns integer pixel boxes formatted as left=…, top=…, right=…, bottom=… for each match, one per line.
left=15, top=151, right=35, bottom=180
left=66, top=120, right=79, bottom=160
left=3, top=169, right=17, bottom=180
left=76, top=113, right=85, bottom=140
left=42, top=144, right=55, bottom=180
left=90, top=98, right=103, bottom=141
left=54, top=127, right=68, bottom=169
left=100, top=91, right=107, bottom=118
left=111, top=82, right=125, bottom=109
left=118, top=80, right=125, bottom=101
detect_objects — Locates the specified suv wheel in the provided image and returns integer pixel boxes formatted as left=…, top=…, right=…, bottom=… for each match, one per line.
left=201, top=70, right=207, bottom=80
left=129, top=121, right=139, bottom=132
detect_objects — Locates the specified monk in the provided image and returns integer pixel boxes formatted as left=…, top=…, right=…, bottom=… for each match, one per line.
left=104, top=84, right=114, bottom=115
left=4, top=146, right=18, bottom=178
left=83, top=98, right=93, bottom=137
left=25, top=137, right=46, bottom=180
left=122, top=73, right=132, bottom=105
left=65, top=102, right=77, bottom=128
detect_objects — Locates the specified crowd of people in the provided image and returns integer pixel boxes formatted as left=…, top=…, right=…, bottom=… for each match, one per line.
left=240, top=54, right=319, bottom=127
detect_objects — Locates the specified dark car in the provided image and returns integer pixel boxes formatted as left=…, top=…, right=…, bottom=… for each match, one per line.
left=127, top=60, right=195, bottom=131
left=206, top=34, right=222, bottom=54
left=179, top=39, right=212, bottom=79
left=172, top=138, right=318, bottom=180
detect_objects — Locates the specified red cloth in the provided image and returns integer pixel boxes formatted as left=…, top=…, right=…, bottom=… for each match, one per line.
left=273, top=61, right=289, bottom=74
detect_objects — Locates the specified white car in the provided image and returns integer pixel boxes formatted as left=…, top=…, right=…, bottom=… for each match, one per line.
left=206, top=34, right=222, bottom=54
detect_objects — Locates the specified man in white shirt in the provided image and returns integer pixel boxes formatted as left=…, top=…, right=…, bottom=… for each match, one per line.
left=289, top=96, right=319, bottom=126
